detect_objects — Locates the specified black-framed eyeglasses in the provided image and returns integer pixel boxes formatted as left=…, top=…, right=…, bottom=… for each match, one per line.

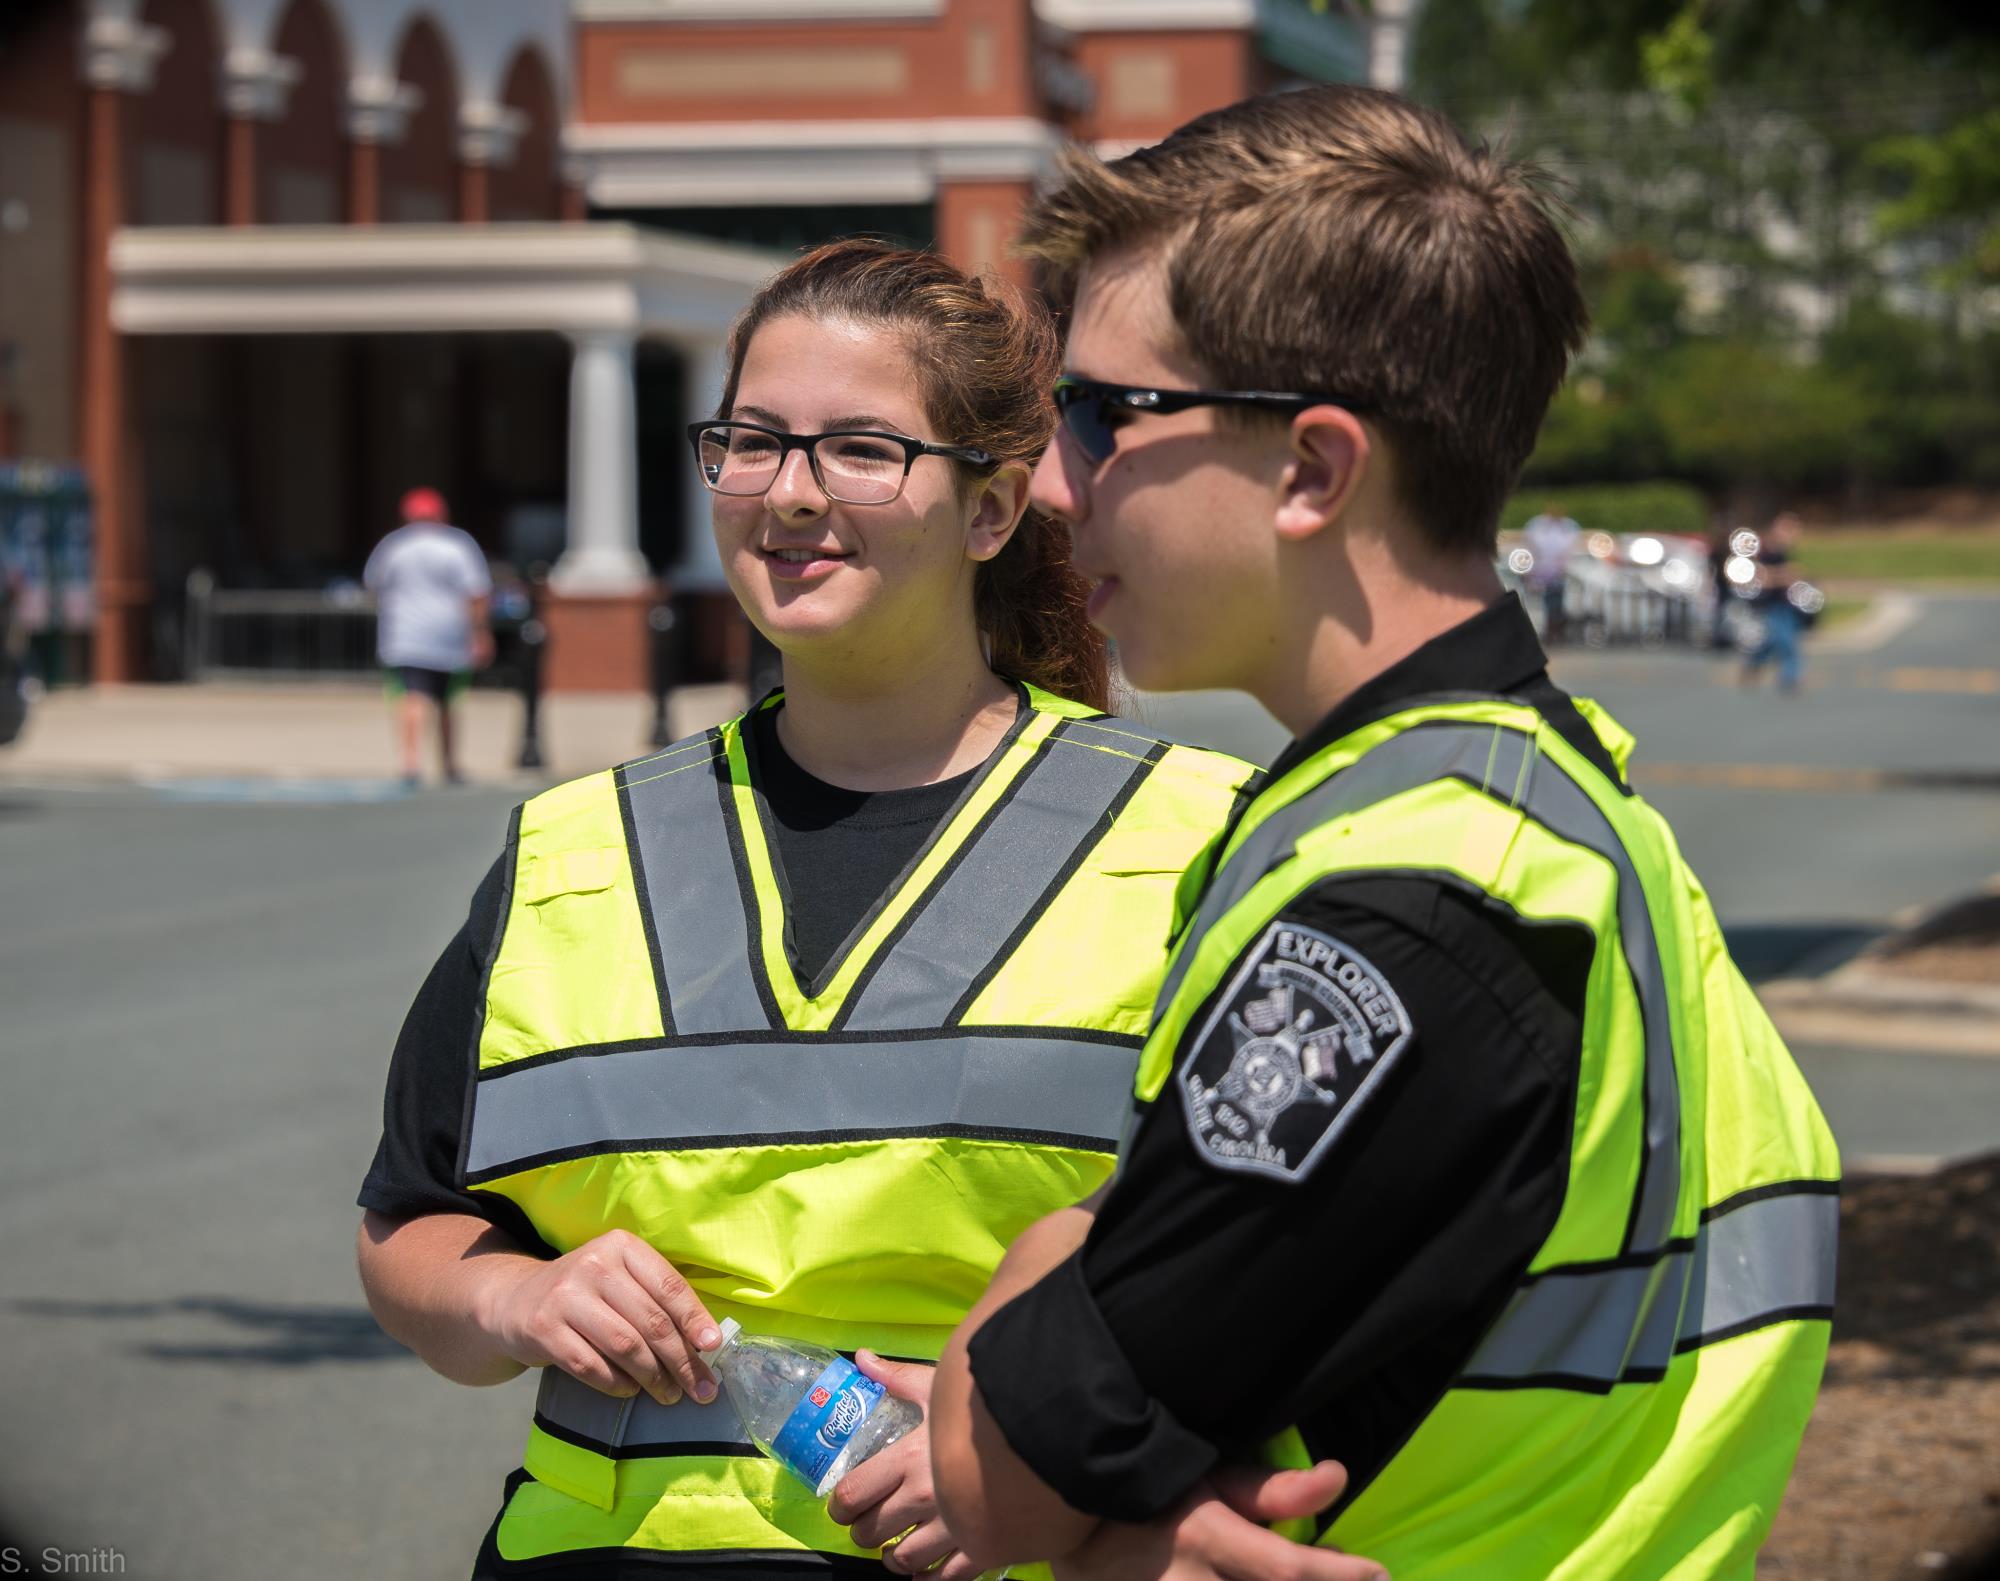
left=1052, top=375, right=1375, bottom=465
left=686, top=421, right=995, bottom=506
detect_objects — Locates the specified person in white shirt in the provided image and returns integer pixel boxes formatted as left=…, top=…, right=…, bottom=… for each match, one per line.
left=363, top=487, right=493, bottom=787
left=1520, top=505, right=1580, bottom=644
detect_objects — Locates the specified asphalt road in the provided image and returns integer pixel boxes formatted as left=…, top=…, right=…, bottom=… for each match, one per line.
left=0, top=588, right=1993, bottom=1578
left=1135, top=588, right=2000, bottom=951
left=0, top=780, right=532, bottom=1578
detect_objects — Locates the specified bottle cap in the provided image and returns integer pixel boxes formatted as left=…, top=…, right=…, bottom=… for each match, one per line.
left=698, top=1317, right=741, bottom=1365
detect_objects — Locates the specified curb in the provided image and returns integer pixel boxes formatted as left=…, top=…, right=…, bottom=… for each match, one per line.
left=1762, top=964, right=2000, bottom=1018
left=1762, top=963, right=2000, bottom=1057
left=1765, top=998, right=2000, bottom=1058
left=1845, top=1154, right=1951, bottom=1176
left=1761, top=874, right=2000, bottom=1056
left=1810, top=589, right=1921, bottom=654
left=0, top=764, right=555, bottom=796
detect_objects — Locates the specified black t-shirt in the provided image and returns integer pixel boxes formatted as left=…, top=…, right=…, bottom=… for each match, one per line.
left=1754, top=546, right=1794, bottom=608
left=357, top=702, right=979, bottom=1234
left=967, top=595, right=1610, bottom=1526
left=746, top=702, right=980, bottom=989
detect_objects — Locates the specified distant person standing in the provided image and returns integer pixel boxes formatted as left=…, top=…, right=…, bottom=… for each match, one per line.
left=364, top=487, right=493, bottom=787
left=1741, top=511, right=1805, bottom=694
left=1707, top=523, right=1737, bottom=649
left=1521, top=503, right=1579, bottom=643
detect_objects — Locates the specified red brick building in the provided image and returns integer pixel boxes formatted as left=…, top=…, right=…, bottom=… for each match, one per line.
left=0, top=0, right=1374, bottom=689
left=566, top=1, right=1375, bottom=279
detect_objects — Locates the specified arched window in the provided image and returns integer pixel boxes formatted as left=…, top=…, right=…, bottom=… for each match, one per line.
left=259, top=0, right=345, bottom=224
left=131, top=0, right=221, bottom=226
left=489, top=44, right=561, bottom=222
left=378, top=13, right=457, bottom=223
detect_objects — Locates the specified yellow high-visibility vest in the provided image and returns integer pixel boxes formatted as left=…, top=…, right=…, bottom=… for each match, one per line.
left=1133, top=695, right=1839, bottom=1580
left=467, top=684, right=1258, bottom=1566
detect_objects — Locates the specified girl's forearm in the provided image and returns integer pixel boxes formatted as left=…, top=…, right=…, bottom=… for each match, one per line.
left=356, top=1209, right=540, bottom=1386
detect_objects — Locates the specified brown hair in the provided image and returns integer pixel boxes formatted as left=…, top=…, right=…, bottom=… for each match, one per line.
left=1019, top=85, right=1590, bottom=555
left=716, top=239, right=1110, bottom=712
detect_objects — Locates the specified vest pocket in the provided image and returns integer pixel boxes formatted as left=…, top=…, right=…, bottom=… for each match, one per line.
left=1091, top=827, right=1204, bottom=875
left=520, top=846, right=623, bottom=904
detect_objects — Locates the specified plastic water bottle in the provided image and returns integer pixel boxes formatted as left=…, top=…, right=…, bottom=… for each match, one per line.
left=698, top=1318, right=924, bottom=1497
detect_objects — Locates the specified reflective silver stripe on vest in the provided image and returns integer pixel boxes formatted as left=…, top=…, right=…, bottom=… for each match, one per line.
left=537, top=1367, right=756, bottom=1453
left=619, top=733, right=771, bottom=1034
left=1154, top=720, right=1684, bottom=1256
left=1460, top=1186, right=1837, bottom=1390
left=466, top=1033, right=1140, bottom=1179
left=1156, top=724, right=1535, bottom=1012
left=841, top=730, right=1149, bottom=1031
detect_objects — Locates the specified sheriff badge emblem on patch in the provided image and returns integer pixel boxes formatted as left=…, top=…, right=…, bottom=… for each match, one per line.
left=1177, top=921, right=1414, bottom=1183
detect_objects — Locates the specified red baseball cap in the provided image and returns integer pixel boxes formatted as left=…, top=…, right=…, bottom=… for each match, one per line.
left=400, top=486, right=448, bottom=523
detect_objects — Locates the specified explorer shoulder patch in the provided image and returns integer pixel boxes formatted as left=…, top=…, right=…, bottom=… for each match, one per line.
left=1176, top=920, right=1414, bottom=1184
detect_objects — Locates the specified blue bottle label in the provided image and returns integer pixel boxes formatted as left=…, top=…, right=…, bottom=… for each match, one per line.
left=769, top=1358, right=884, bottom=1491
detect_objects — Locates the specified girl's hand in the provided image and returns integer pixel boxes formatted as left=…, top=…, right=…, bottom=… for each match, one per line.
left=479, top=1227, right=723, bottom=1406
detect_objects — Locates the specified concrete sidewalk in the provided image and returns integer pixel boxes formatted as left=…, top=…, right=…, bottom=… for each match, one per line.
left=0, top=681, right=748, bottom=786
left=1762, top=875, right=2000, bottom=1058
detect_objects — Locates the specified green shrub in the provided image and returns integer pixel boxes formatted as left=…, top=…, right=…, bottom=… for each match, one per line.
left=1501, top=481, right=1710, bottom=540
left=1650, top=341, right=1880, bottom=491
left=1522, top=384, right=1669, bottom=483
left=1517, top=308, right=2000, bottom=492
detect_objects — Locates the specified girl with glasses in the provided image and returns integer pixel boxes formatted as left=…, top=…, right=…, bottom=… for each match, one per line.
left=356, top=241, right=1349, bottom=1581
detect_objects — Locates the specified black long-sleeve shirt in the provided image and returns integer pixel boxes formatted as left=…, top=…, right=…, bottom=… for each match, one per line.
left=968, top=596, right=1608, bottom=1522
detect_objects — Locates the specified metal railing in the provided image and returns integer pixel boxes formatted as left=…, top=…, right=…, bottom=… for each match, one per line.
left=179, top=569, right=563, bottom=770
left=182, top=571, right=378, bottom=681
left=1562, top=572, right=1701, bottom=648
left=1500, top=562, right=1705, bottom=648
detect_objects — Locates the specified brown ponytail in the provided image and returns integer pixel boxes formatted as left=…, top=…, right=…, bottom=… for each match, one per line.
left=717, top=239, right=1110, bottom=712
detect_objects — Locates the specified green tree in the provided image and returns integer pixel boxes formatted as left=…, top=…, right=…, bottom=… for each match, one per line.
left=1590, top=248, right=1686, bottom=358
left=1649, top=340, right=1877, bottom=491
left=1521, top=382, right=1668, bottom=485
left=1872, top=107, right=2000, bottom=283
left=1407, top=1, right=2000, bottom=494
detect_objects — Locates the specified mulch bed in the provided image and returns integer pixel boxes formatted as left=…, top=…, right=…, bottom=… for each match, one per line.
left=1864, top=894, right=2000, bottom=987
left=1760, top=1153, right=2000, bottom=1579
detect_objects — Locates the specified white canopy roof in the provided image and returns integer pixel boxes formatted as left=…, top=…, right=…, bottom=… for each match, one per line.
left=110, top=222, right=776, bottom=341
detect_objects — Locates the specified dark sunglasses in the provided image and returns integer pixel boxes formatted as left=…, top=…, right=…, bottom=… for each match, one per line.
left=1051, top=375, right=1375, bottom=465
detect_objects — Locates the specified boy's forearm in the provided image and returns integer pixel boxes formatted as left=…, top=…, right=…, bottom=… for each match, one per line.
left=973, top=1193, right=1099, bottom=1329
left=931, top=1196, right=1105, bottom=1567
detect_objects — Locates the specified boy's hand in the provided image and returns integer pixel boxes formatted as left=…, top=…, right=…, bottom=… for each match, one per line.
left=828, top=1353, right=983, bottom=1579
left=1053, top=1460, right=1387, bottom=1581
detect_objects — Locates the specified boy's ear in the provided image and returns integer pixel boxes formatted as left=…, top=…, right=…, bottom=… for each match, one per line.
left=1274, top=407, right=1370, bottom=543
left=967, top=461, right=1033, bottom=563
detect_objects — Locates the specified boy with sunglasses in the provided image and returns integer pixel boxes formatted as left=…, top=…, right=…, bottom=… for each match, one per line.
left=923, top=84, right=1838, bottom=1581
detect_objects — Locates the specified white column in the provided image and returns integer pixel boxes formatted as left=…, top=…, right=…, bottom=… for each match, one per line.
left=554, top=329, right=651, bottom=592
left=673, top=336, right=731, bottom=592
left=1367, top=0, right=1420, bottom=92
